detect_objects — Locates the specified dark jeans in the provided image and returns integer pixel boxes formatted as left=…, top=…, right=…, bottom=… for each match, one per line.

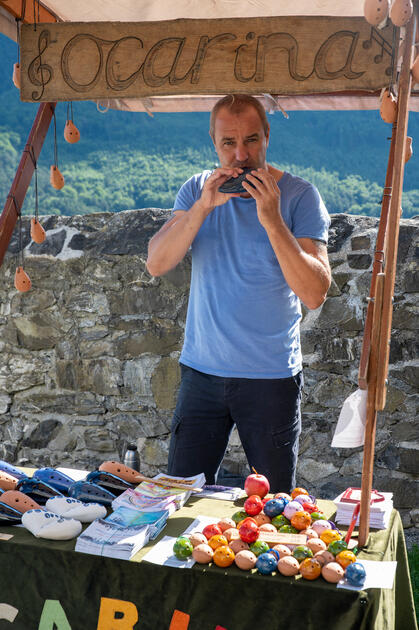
left=168, top=364, right=303, bottom=493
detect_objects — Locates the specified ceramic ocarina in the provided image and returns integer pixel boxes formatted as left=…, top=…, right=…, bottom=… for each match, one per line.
left=14, top=267, right=32, bottom=293
left=99, top=461, right=141, bottom=484
left=30, top=217, right=46, bottom=244
left=218, top=167, right=259, bottom=194
left=0, top=461, right=27, bottom=480
left=412, top=55, right=419, bottom=84
left=390, top=0, right=413, bottom=26
left=45, top=496, right=107, bottom=522
left=67, top=480, right=116, bottom=506
left=363, top=0, right=390, bottom=25
left=0, top=490, right=41, bottom=514
left=33, top=467, right=76, bottom=493
left=50, top=165, right=65, bottom=190
left=405, top=136, right=413, bottom=162
left=86, top=470, right=135, bottom=494
left=12, top=62, right=20, bottom=89
left=0, top=502, right=23, bottom=524
left=64, top=120, right=80, bottom=143
left=16, top=478, right=63, bottom=505
left=0, top=471, right=19, bottom=491
left=22, top=508, right=82, bottom=540
left=380, top=89, right=398, bottom=123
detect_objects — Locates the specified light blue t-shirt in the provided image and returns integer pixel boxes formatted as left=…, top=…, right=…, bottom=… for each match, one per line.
left=173, top=170, right=330, bottom=378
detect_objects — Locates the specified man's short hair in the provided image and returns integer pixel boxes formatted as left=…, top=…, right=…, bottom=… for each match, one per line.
left=210, top=94, right=269, bottom=140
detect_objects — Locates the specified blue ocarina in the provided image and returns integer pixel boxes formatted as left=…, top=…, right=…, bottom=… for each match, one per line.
left=0, top=502, right=23, bottom=524
left=33, top=468, right=76, bottom=494
left=256, top=552, right=278, bottom=575
left=68, top=481, right=116, bottom=506
left=16, top=478, right=64, bottom=505
left=85, top=470, right=135, bottom=495
left=0, top=461, right=28, bottom=481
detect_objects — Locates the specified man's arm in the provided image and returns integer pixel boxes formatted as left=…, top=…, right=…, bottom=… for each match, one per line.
left=146, top=167, right=243, bottom=277
left=243, top=169, right=331, bottom=310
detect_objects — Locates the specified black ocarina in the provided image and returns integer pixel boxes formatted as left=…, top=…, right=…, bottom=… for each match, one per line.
left=218, top=167, right=256, bottom=194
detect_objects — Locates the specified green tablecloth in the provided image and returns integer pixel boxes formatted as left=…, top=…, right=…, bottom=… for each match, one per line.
left=0, top=497, right=416, bottom=630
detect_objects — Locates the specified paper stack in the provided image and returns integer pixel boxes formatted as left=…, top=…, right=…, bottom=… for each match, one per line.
left=75, top=519, right=151, bottom=560
left=334, top=489, right=393, bottom=530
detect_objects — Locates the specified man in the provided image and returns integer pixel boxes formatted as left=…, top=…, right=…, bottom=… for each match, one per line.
left=147, top=94, right=331, bottom=493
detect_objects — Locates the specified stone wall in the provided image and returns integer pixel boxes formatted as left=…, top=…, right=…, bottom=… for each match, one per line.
left=0, top=211, right=417, bottom=527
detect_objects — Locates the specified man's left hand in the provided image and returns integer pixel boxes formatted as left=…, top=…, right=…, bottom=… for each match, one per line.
left=242, top=168, right=282, bottom=231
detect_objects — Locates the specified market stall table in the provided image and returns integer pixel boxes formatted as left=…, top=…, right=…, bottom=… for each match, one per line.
left=0, top=495, right=416, bottom=630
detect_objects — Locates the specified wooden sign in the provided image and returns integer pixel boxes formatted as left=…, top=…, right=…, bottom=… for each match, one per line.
left=20, top=17, right=395, bottom=102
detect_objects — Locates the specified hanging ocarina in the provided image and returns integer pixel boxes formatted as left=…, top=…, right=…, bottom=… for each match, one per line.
left=389, top=0, right=413, bottom=26
left=380, top=89, right=398, bottom=123
left=12, top=62, right=20, bottom=89
left=364, top=0, right=390, bottom=26
left=14, top=266, right=32, bottom=292
left=412, top=55, right=419, bottom=83
left=405, top=136, right=413, bottom=162
left=30, top=217, right=46, bottom=244
left=50, top=165, right=65, bottom=190
left=64, top=119, right=80, bottom=144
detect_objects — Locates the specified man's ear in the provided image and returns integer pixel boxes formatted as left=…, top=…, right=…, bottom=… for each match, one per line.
left=209, top=130, right=216, bottom=148
left=266, top=124, right=270, bottom=147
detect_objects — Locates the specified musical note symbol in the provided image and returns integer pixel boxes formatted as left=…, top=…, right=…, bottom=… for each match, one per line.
left=362, top=27, right=393, bottom=76
left=28, top=30, right=54, bottom=100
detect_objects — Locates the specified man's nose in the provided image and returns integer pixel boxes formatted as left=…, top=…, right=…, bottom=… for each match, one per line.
left=235, top=143, right=248, bottom=163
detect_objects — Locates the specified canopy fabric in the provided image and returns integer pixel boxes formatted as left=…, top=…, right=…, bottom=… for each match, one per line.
left=1, top=0, right=418, bottom=111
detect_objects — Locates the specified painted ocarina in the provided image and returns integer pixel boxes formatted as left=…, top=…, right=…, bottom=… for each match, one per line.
left=64, top=120, right=80, bottom=144
left=363, top=0, right=390, bottom=25
left=22, top=509, right=82, bottom=540
left=380, top=89, right=398, bottom=123
left=0, top=490, right=41, bottom=514
left=30, top=218, right=46, bottom=244
left=0, top=471, right=20, bottom=491
left=0, top=502, right=23, bottom=524
left=67, top=481, right=116, bottom=506
left=45, top=496, right=106, bottom=522
left=33, top=467, right=76, bottom=494
left=0, top=461, right=28, bottom=481
left=14, top=267, right=32, bottom=292
left=16, top=478, right=64, bottom=505
left=218, top=167, right=259, bottom=194
left=99, top=461, right=142, bottom=484
left=86, top=470, right=135, bottom=494
left=50, top=165, right=65, bottom=190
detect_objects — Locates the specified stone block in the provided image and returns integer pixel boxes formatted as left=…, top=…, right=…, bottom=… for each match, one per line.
left=114, top=329, right=181, bottom=359
left=151, top=357, right=181, bottom=410
left=65, top=287, right=110, bottom=315
left=123, top=356, right=160, bottom=397
left=297, top=458, right=338, bottom=483
left=351, top=235, right=371, bottom=250
left=317, top=297, right=364, bottom=330
left=0, top=392, right=11, bottom=414
left=10, top=289, right=56, bottom=314
left=11, top=388, right=105, bottom=415
left=347, top=254, right=372, bottom=270
left=21, top=419, right=62, bottom=449
left=397, top=441, right=419, bottom=475
left=13, top=312, right=72, bottom=350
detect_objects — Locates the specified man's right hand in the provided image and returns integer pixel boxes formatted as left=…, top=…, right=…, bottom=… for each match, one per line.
left=199, top=167, right=244, bottom=214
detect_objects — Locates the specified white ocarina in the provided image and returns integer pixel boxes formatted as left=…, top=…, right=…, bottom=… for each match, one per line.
left=22, top=509, right=82, bottom=540
left=45, top=496, right=106, bottom=522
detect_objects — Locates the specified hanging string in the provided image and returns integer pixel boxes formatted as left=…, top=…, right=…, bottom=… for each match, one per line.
left=16, top=19, right=20, bottom=65
left=24, top=146, right=39, bottom=220
left=67, top=101, right=74, bottom=122
left=7, top=194, right=23, bottom=266
left=52, top=109, right=58, bottom=167
left=33, top=0, right=40, bottom=31
left=388, top=24, right=398, bottom=91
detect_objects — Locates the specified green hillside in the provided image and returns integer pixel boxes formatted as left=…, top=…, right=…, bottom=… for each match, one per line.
left=0, top=34, right=418, bottom=217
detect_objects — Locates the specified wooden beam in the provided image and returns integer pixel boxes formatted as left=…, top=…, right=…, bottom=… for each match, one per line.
left=0, top=102, right=55, bottom=268
left=358, top=9, right=415, bottom=547
left=0, top=0, right=57, bottom=24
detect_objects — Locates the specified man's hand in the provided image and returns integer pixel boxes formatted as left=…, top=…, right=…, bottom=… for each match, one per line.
left=241, top=168, right=281, bottom=230
left=199, top=167, right=244, bottom=214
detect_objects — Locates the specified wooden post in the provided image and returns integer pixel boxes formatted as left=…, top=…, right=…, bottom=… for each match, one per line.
left=358, top=11, right=415, bottom=547
left=0, top=102, right=55, bottom=268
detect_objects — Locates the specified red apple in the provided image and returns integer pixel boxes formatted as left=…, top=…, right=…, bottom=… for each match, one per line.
left=244, top=494, right=263, bottom=516
left=244, top=473, right=270, bottom=498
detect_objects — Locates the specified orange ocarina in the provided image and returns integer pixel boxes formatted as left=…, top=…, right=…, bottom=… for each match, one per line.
left=0, top=490, right=41, bottom=513
left=50, top=165, right=65, bottom=190
left=64, top=120, right=80, bottom=144
left=99, top=461, right=141, bottom=484
left=14, top=266, right=32, bottom=292
left=380, top=89, right=398, bottom=123
left=0, top=471, right=19, bottom=491
left=30, top=217, right=46, bottom=244
left=12, top=62, right=20, bottom=89
left=405, top=136, right=413, bottom=162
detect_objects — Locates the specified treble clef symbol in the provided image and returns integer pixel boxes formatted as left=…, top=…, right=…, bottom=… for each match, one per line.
left=28, top=29, right=54, bottom=100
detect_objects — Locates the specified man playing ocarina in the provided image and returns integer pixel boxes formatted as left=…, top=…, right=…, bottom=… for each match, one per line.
left=147, top=94, right=331, bottom=492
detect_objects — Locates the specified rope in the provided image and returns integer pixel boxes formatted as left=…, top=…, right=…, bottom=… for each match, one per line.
left=7, top=195, right=24, bottom=266
left=24, top=146, right=39, bottom=220
left=67, top=101, right=74, bottom=122
left=52, top=109, right=58, bottom=167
